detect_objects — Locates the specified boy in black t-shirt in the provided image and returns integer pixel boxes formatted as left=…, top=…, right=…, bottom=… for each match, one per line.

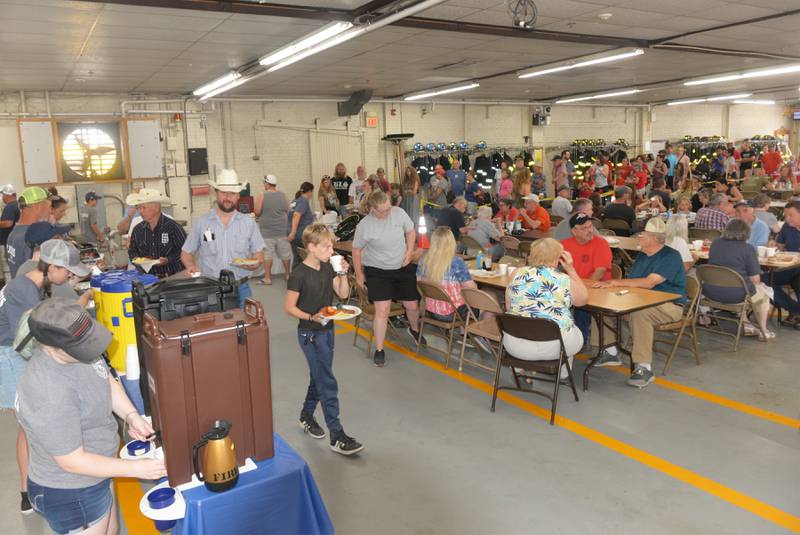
left=285, top=224, right=364, bottom=456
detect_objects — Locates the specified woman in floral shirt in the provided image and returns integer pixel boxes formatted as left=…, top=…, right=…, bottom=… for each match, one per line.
left=417, top=227, right=476, bottom=321
left=504, top=238, right=588, bottom=371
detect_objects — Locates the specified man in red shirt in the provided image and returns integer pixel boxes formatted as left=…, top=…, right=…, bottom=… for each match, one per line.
left=561, top=212, right=615, bottom=355
left=519, top=194, right=551, bottom=231
left=761, top=144, right=783, bottom=175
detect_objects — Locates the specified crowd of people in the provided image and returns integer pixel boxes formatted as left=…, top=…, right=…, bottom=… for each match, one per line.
left=0, top=139, right=798, bottom=533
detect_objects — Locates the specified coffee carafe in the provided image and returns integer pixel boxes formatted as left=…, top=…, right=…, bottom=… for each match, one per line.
left=192, top=420, right=239, bottom=492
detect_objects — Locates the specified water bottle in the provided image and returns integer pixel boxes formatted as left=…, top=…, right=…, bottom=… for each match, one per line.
left=476, top=251, right=483, bottom=271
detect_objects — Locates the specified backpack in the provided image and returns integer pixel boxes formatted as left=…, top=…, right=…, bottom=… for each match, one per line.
left=335, top=213, right=362, bottom=242
left=14, top=308, right=37, bottom=360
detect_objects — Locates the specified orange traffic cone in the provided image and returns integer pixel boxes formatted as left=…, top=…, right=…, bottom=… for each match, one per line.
left=417, top=215, right=430, bottom=249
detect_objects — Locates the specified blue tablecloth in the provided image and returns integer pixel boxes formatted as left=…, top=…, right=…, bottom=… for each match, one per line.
left=174, top=434, right=333, bottom=535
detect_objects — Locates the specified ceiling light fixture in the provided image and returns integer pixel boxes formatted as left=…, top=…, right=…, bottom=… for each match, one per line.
left=404, top=82, right=480, bottom=101
left=198, top=76, right=251, bottom=102
left=733, top=99, right=776, bottom=105
left=685, top=64, right=800, bottom=86
left=518, top=48, right=644, bottom=79
left=666, top=93, right=752, bottom=105
left=555, top=88, right=641, bottom=104
left=259, top=21, right=353, bottom=67
left=193, top=71, right=241, bottom=96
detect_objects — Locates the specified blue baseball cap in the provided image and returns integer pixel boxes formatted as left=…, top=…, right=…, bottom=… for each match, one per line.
left=25, top=222, right=72, bottom=248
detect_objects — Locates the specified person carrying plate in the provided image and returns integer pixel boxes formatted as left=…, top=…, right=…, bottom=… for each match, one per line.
left=126, top=189, right=186, bottom=277
left=181, top=170, right=265, bottom=308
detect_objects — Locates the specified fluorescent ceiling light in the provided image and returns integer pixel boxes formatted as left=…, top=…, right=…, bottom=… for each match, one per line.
left=198, top=76, right=251, bottom=101
left=666, top=93, right=752, bottom=106
left=555, top=88, right=640, bottom=104
left=267, top=28, right=366, bottom=73
left=706, top=93, right=752, bottom=101
left=734, top=99, right=775, bottom=105
left=519, top=48, right=644, bottom=79
left=685, top=63, right=800, bottom=86
left=405, top=83, right=480, bottom=101
left=259, top=22, right=353, bottom=67
left=193, top=71, right=241, bottom=96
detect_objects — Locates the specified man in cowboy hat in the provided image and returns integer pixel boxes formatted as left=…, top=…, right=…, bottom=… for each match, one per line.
left=127, top=188, right=186, bottom=277
left=181, top=169, right=265, bottom=307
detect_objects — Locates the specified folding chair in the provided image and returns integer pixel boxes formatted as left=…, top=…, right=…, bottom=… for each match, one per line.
left=654, top=276, right=701, bottom=374
left=597, top=228, right=616, bottom=237
left=351, top=280, right=405, bottom=357
left=695, top=265, right=753, bottom=351
left=611, top=264, right=623, bottom=280
left=459, top=235, right=486, bottom=256
left=689, top=228, right=721, bottom=241
left=603, top=217, right=633, bottom=237
left=550, top=215, right=564, bottom=226
left=500, top=235, right=521, bottom=257
left=416, top=280, right=467, bottom=368
left=518, top=241, right=531, bottom=258
left=492, top=314, right=579, bottom=425
left=458, top=288, right=503, bottom=373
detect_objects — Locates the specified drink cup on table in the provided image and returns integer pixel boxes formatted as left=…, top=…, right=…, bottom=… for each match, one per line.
left=766, top=247, right=777, bottom=257
left=757, top=246, right=767, bottom=258
left=692, top=240, right=704, bottom=250
left=483, top=257, right=493, bottom=270
left=498, top=263, right=508, bottom=275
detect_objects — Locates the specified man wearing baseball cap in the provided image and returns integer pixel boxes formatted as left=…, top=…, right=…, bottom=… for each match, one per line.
left=592, top=217, right=687, bottom=388
left=80, top=191, right=105, bottom=244
left=181, top=169, right=265, bottom=307
left=0, top=185, right=19, bottom=281
left=254, top=174, right=291, bottom=284
left=551, top=184, right=573, bottom=220
left=6, top=187, right=52, bottom=278
left=126, top=189, right=186, bottom=277
left=519, top=194, right=551, bottom=231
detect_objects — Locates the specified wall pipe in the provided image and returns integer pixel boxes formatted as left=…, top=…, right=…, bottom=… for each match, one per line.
left=208, top=97, right=651, bottom=108
left=45, top=90, right=52, bottom=118
left=19, top=90, right=26, bottom=114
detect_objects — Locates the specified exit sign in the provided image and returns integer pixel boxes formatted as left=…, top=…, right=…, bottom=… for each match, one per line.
left=365, top=113, right=379, bottom=128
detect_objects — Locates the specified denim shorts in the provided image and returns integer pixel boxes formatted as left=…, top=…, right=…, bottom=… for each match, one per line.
left=27, top=478, right=113, bottom=535
left=0, top=345, right=27, bottom=409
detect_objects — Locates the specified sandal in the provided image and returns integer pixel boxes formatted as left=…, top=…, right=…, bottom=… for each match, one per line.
left=743, top=324, right=758, bottom=337
left=257, top=278, right=272, bottom=285
left=758, top=330, right=776, bottom=342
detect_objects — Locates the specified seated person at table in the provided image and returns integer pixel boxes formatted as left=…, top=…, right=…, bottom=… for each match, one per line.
left=771, top=200, right=800, bottom=326
left=713, top=177, right=743, bottom=205
left=734, top=201, right=769, bottom=248
left=666, top=214, right=694, bottom=271
left=691, top=188, right=710, bottom=213
left=636, top=192, right=666, bottom=215
left=437, top=196, right=468, bottom=240
left=695, top=193, right=731, bottom=231
left=674, top=196, right=693, bottom=217
left=505, top=238, right=588, bottom=376
left=561, top=213, right=614, bottom=353
left=707, top=219, right=774, bottom=341
left=519, top=194, right=551, bottom=231
left=751, top=194, right=782, bottom=234
left=553, top=198, right=596, bottom=241
left=417, top=227, right=477, bottom=322
left=593, top=218, right=686, bottom=388
left=492, top=198, right=518, bottom=227
left=466, top=205, right=504, bottom=262
left=649, top=177, right=672, bottom=210
left=601, top=186, right=636, bottom=235
left=551, top=185, right=573, bottom=220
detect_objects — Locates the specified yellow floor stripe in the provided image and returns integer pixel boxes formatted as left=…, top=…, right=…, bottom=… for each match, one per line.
left=573, top=354, right=800, bottom=429
left=115, top=477, right=159, bottom=535
left=346, top=325, right=800, bottom=533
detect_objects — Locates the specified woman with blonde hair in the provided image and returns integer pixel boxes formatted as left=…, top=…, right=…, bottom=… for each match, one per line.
left=511, top=168, right=532, bottom=204
left=417, top=227, right=476, bottom=322
left=318, top=175, right=340, bottom=214
left=400, top=165, right=420, bottom=226
left=504, top=238, right=588, bottom=373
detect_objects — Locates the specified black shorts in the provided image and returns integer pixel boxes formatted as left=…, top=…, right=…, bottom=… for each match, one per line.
left=364, top=264, right=420, bottom=302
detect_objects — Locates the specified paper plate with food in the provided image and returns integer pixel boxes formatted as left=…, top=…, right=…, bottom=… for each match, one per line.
left=320, top=305, right=362, bottom=321
left=231, top=257, right=260, bottom=267
left=132, top=257, right=162, bottom=273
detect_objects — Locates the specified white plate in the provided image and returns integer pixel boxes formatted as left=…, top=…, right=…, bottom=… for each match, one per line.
left=603, top=237, right=620, bottom=245
left=469, top=269, right=501, bottom=278
left=321, top=305, right=362, bottom=321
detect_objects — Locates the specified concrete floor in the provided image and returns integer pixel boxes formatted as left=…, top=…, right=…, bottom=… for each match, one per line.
left=2, top=280, right=799, bottom=534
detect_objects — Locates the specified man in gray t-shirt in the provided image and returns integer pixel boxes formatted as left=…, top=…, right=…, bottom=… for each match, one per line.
left=80, top=192, right=104, bottom=243
left=6, top=223, right=30, bottom=278
left=256, top=175, right=291, bottom=282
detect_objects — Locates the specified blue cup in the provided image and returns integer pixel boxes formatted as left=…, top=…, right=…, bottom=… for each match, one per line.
left=147, top=488, right=177, bottom=532
left=126, top=440, right=150, bottom=457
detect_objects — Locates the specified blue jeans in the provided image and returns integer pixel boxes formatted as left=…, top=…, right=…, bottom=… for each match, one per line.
left=574, top=309, right=592, bottom=347
left=0, top=345, right=26, bottom=409
left=770, top=268, right=800, bottom=314
left=238, top=281, right=252, bottom=309
left=28, top=478, right=112, bottom=535
left=297, top=329, right=342, bottom=433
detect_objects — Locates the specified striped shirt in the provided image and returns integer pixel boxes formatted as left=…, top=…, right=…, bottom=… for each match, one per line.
left=182, top=209, right=265, bottom=280
left=128, top=214, right=187, bottom=276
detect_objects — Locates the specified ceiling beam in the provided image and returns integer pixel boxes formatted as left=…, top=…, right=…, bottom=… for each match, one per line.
left=78, top=0, right=353, bottom=21
left=651, top=8, right=800, bottom=45
left=393, top=17, right=647, bottom=48
left=352, top=0, right=403, bottom=19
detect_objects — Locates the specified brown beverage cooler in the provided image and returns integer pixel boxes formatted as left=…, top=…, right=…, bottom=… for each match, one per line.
left=141, top=298, right=274, bottom=487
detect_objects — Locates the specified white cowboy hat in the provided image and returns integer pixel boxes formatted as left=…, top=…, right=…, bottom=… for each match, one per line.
left=125, top=188, right=172, bottom=206
left=209, top=169, right=246, bottom=193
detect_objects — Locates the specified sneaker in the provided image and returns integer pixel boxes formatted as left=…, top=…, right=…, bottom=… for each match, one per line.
left=391, top=316, right=408, bottom=329
left=471, top=335, right=494, bottom=356
left=407, top=327, right=427, bottom=346
left=627, top=365, right=655, bottom=388
left=20, top=492, right=32, bottom=515
left=373, top=349, right=386, bottom=367
left=330, top=431, right=364, bottom=456
left=593, top=350, right=622, bottom=368
left=298, top=412, right=326, bottom=439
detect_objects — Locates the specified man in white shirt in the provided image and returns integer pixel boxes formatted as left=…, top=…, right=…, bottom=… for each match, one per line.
left=348, top=165, right=367, bottom=207
left=551, top=185, right=573, bottom=220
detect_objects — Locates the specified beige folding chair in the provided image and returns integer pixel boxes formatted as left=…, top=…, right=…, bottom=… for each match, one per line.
left=695, top=265, right=753, bottom=351
left=550, top=215, right=564, bottom=226
left=654, top=276, right=701, bottom=374
left=597, top=228, right=616, bottom=237
left=458, top=288, right=503, bottom=373
left=351, top=279, right=405, bottom=357
left=459, top=235, right=486, bottom=256
left=611, top=264, right=623, bottom=280
left=492, top=314, right=579, bottom=425
left=603, top=217, right=632, bottom=237
left=500, top=235, right=521, bottom=257
left=416, top=280, right=467, bottom=368
left=689, top=228, right=722, bottom=241
left=518, top=241, right=531, bottom=259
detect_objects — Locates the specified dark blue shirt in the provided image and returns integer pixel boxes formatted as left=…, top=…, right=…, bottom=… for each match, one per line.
left=447, top=170, right=466, bottom=197
left=464, top=181, right=481, bottom=203
left=628, top=245, right=686, bottom=304
left=0, top=201, right=20, bottom=246
left=776, top=223, right=800, bottom=252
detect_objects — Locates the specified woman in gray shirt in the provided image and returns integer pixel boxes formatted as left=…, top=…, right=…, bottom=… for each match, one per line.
left=352, top=191, right=422, bottom=367
left=466, top=205, right=505, bottom=261
left=255, top=175, right=291, bottom=284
